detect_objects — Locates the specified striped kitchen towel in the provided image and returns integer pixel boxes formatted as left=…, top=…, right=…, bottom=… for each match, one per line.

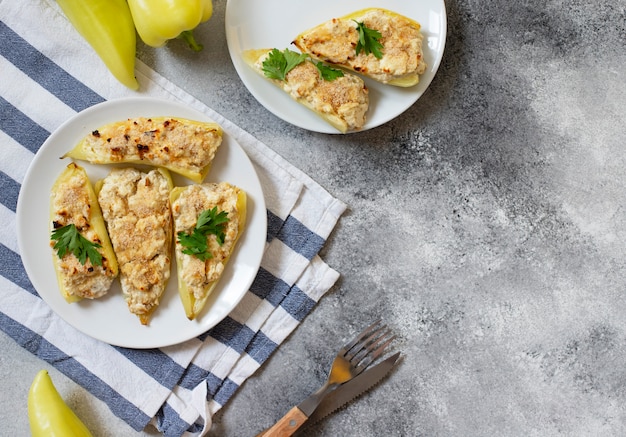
left=0, top=1, right=346, bottom=435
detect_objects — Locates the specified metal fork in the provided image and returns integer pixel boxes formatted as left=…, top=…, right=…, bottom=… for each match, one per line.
left=257, top=319, right=396, bottom=436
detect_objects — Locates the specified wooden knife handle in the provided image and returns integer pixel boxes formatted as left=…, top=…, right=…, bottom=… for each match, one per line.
left=256, top=406, right=308, bottom=437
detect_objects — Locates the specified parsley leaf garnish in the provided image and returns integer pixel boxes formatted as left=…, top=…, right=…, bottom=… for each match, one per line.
left=262, top=48, right=309, bottom=81
left=51, top=224, right=102, bottom=267
left=316, top=63, right=344, bottom=81
left=177, top=207, right=229, bottom=261
left=354, top=20, right=384, bottom=59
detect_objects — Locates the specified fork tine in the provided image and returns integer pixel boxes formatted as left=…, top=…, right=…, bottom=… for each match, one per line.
left=370, top=333, right=396, bottom=360
left=343, top=322, right=396, bottom=377
left=354, top=333, right=397, bottom=371
left=345, top=325, right=388, bottom=361
left=350, top=327, right=395, bottom=363
left=342, top=318, right=382, bottom=352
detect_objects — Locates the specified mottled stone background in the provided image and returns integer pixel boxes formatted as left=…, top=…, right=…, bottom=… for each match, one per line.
left=2, top=0, right=625, bottom=435
left=205, top=1, right=626, bottom=435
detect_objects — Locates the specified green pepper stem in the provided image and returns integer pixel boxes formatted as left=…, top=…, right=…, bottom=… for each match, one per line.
left=178, top=30, right=203, bottom=52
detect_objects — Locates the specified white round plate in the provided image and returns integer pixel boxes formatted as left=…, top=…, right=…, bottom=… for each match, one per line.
left=225, top=0, right=447, bottom=134
left=16, top=97, right=267, bottom=349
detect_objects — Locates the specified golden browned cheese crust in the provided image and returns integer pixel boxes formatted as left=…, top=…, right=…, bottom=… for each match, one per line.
left=253, top=53, right=369, bottom=132
left=81, top=117, right=221, bottom=175
left=171, top=183, right=241, bottom=301
left=97, top=168, right=172, bottom=324
left=294, top=8, right=427, bottom=84
left=50, top=167, right=116, bottom=299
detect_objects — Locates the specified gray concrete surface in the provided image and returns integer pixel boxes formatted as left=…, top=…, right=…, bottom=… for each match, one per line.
left=2, top=0, right=626, bottom=435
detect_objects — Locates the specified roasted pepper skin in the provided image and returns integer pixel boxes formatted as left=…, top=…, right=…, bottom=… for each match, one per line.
left=28, top=370, right=93, bottom=437
left=56, top=0, right=138, bottom=89
left=128, top=0, right=213, bottom=51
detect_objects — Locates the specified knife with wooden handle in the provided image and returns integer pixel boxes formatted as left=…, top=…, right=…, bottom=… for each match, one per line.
left=257, top=352, right=401, bottom=436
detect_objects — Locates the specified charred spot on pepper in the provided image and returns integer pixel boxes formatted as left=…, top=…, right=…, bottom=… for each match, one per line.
left=137, top=143, right=150, bottom=159
left=76, top=221, right=90, bottom=232
left=140, top=130, right=157, bottom=145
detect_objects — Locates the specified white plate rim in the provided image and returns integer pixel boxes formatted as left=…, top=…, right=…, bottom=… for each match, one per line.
left=16, top=96, right=267, bottom=349
left=225, top=0, right=447, bottom=134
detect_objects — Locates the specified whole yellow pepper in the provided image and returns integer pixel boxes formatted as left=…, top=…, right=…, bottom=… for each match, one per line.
left=28, top=370, right=93, bottom=437
left=56, top=0, right=138, bottom=90
left=128, top=0, right=213, bottom=51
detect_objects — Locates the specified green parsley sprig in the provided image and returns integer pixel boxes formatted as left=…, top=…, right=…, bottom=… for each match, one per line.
left=354, top=20, right=384, bottom=59
left=316, top=63, right=344, bottom=81
left=177, top=207, right=229, bottom=261
left=51, top=224, right=102, bottom=266
left=262, top=48, right=308, bottom=81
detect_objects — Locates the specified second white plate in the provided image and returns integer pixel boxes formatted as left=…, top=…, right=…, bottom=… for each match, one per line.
left=16, top=97, right=267, bottom=349
left=225, top=0, right=447, bottom=134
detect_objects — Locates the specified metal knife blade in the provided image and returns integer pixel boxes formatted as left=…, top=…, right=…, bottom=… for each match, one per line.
left=306, top=351, right=401, bottom=424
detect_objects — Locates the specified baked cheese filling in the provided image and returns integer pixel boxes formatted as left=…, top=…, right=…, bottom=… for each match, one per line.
left=97, top=167, right=172, bottom=325
left=64, top=117, right=223, bottom=183
left=50, top=163, right=117, bottom=301
left=293, top=8, right=427, bottom=86
left=244, top=49, right=369, bottom=133
left=171, top=182, right=245, bottom=320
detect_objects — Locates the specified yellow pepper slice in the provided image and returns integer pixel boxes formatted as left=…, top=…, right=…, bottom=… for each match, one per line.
left=293, top=8, right=427, bottom=87
left=242, top=48, right=369, bottom=133
left=128, top=0, right=213, bottom=51
left=56, top=0, right=138, bottom=89
left=63, top=117, right=223, bottom=184
left=171, top=183, right=246, bottom=320
left=28, top=370, right=93, bottom=437
left=50, top=163, right=118, bottom=303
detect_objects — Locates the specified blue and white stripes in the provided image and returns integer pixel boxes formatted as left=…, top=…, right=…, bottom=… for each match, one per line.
left=0, top=1, right=346, bottom=435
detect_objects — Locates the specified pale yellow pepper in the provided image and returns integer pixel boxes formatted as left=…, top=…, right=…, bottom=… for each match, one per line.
left=128, top=0, right=214, bottom=51
left=56, top=0, right=138, bottom=89
left=28, top=370, right=93, bottom=437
